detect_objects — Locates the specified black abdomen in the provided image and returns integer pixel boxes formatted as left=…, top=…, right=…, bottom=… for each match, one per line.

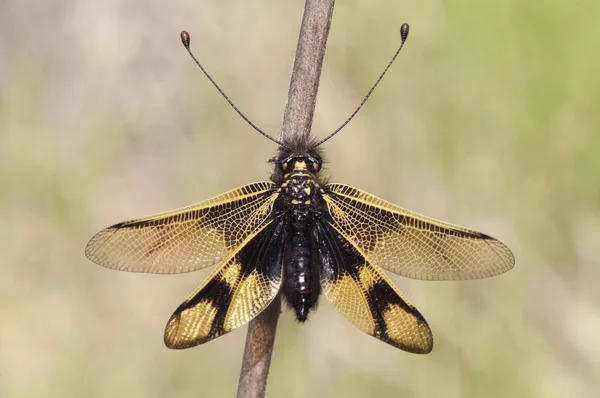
left=283, top=218, right=320, bottom=321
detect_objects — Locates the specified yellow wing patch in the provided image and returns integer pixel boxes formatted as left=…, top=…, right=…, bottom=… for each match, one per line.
left=324, top=273, right=377, bottom=335
left=323, top=184, right=515, bottom=280
left=85, top=182, right=277, bottom=274
left=381, top=302, right=432, bottom=352
left=165, top=300, right=220, bottom=346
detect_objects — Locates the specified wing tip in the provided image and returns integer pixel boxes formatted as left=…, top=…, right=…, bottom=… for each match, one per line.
left=483, top=235, right=516, bottom=275
left=380, top=322, right=434, bottom=354
left=164, top=313, right=196, bottom=349
left=84, top=227, right=120, bottom=263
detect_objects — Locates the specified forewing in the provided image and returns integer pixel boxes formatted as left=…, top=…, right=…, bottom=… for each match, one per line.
left=323, top=184, right=515, bottom=280
left=315, top=221, right=433, bottom=354
left=164, top=221, right=285, bottom=349
left=85, top=182, right=277, bottom=274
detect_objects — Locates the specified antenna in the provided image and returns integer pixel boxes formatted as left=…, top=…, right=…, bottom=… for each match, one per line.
left=310, top=23, right=410, bottom=149
left=180, top=31, right=289, bottom=149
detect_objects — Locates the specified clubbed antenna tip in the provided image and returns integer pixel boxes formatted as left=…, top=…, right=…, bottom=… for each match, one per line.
left=180, top=31, right=191, bottom=49
left=400, top=23, right=409, bottom=43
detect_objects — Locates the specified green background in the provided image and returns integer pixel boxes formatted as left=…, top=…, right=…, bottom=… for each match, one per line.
left=2, top=1, right=599, bottom=397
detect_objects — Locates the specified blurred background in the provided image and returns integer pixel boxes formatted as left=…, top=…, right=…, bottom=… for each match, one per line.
left=2, top=0, right=599, bottom=397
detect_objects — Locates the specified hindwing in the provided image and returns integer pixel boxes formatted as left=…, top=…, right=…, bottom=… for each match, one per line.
left=315, top=220, right=433, bottom=353
left=322, top=184, right=515, bottom=280
left=164, top=220, right=286, bottom=348
left=85, top=182, right=277, bottom=274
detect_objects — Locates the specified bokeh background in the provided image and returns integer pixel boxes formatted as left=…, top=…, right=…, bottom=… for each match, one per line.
left=2, top=1, right=599, bottom=397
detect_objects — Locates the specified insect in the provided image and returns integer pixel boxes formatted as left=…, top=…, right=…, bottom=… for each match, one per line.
left=85, top=24, right=514, bottom=354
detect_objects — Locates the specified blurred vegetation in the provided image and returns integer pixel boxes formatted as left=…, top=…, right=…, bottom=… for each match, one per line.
left=1, top=1, right=598, bottom=397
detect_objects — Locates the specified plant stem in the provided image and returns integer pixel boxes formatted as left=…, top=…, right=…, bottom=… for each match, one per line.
left=236, top=1, right=336, bottom=397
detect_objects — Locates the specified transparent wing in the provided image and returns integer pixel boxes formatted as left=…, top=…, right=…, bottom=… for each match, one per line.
left=315, top=221, right=433, bottom=353
left=85, top=182, right=277, bottom=274
left=323, top=184, right=515, bottom=280
left=164, top=221, right=285, bottom=348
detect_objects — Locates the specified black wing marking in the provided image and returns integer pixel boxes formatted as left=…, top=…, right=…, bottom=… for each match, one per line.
left=315, top=220, right=433, bottom=354
left=164, top=220, right=286, bottom=348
